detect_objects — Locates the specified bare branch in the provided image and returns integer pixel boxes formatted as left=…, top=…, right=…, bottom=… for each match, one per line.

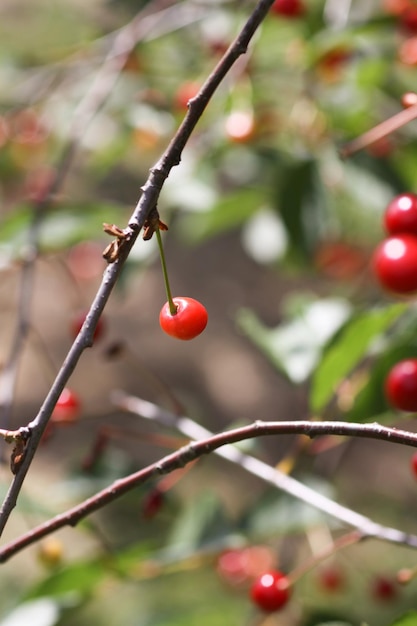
left=114, top=394, right=417, bottom=548
left=2, top=394, right=417, bottom=562
left=340, top=103, right=417, bottom=158
left=0, top=0, right=277, bottom=537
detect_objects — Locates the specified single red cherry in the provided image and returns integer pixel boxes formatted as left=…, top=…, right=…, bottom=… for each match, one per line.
left=250, top=570, right=291, bottom=612
left=51, top=388, right=81, bottom=424
left=399, top=36, right=417, bottom=66
left=400, top=6, right=417, bottom=34
left=366, top=136, right=395, bottom=158
left=71, top=311, right=105, bottom=343
left=217, top=546, right=275, bottom=587
left=217, top=549, right=248, bottom=586
left=384, top=193, right=417, bottom=237
left=372, top=234, right=417, bottom=294
left=316, top=47, right=353, bottom=83
left=159, top=297, right=208, bottom=340
left=142, top=488, right=165, bottom=520
left=385, top=359, right=417, bottom=411
left=371, top=575, right=398, bottom=602
left=174, top=82, right=200, bottom=111
left=317, top=565, right=345, bottom=593
left=314, top=240, right=367, bottom=280
left=271, top=0, right=305, bottom=17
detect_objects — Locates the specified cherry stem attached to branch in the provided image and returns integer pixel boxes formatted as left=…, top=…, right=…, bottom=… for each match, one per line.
left=155, top=227, right=177, bottom=316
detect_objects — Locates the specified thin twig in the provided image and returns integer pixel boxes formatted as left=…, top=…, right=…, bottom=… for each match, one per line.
left=287, top=529, right=362, bottom=586
left=0, top=0, right=204, bottom=433
left=340, top=103, right=417, bottom=158
left=0, top=0, right=278, bottom=537
left=2, top=395, right=417, bottom=561
left=113, top=394, right=417, bottom=548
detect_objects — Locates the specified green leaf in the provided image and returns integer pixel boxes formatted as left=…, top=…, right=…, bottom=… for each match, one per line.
left=310, top=622, right=353, bottom=626
left=110, top=541, right=158, bottom=575
left=165, top=491, right=231, bottom=558
left=273, top=158, right=322, bottom=259
left=308, top=622, right=353, bottom=626
left=310, top=303, right=407, bottom=414
left=237, top=297, right=351, bottom=384
left=0, top=205, right=32, bottom=243
left=25, top=559, right=106, bottom=599
left=388, top=611, right=417, bottom=626
left=244, top=476, right=333, bottom=536
left=0, top=202, right=131, bottom=255
left=179, top=187, right=265, bottom=243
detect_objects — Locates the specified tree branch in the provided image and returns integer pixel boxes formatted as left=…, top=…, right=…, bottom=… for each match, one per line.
left=0, top=0, right=277, bottom=537
left=2, top=394, right=417, bottom=562
left=0, top=0, right=199, bottom=434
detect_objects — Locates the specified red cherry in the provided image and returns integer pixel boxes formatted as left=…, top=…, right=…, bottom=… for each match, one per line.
left=399, top=36, right=417, bottom=65
left=317, top=565, right=345, bottom=593
left=384, top=193, right=417, bottom=237
left=366, top=136, right=395, bottom=158
left=400, top=6, right=417, bottom=33
left=51, top=388, right=81, bottom=424
left=319, top=48, right=352, bottom=70
left=372, top=234, right=417, bottom=294
left=314, top=240, right=367, bottom=280
left=385, top=359, right=417, bottom=411
left=241, top=546, right=275, bottom=579
left=71, top=311, right=105, bottom=343
left=250, top=570, right=291, bottom=612
left=371, top=575, right=398, bottom=602
left=217, top=549, right=248, bottom=586
left=174, top=82, right=200, bottom=111
left=271, top=0, right=305, bottom=17
left=142, top=488, right=165, bottom=519
left=316, top=47, right=353, bottom=82
left=159, top=297, right=208, bottom=340
left=217, top=546, right=275, bottom=586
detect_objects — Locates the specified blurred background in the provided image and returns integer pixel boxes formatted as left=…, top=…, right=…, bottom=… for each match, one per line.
left=2, top=0, right=417, bottom=624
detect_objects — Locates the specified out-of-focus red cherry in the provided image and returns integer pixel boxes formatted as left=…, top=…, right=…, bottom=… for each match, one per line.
left=71, top=311, right=106, bottom=344
left=51, top=388, right=81, bottom=424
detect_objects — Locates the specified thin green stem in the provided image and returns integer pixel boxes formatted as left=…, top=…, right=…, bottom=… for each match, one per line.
left=155, top=228, right=177, bottom=315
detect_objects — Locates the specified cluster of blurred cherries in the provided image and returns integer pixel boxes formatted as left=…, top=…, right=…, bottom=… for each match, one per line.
left=372, top=192, right=417, bottom=414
